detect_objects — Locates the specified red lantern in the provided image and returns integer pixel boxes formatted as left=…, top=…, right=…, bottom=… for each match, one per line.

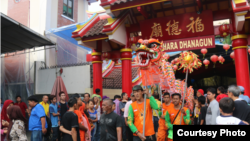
left=200, top=49, right=207, bottom=59
left=173, top=65, right=178, bottom=72
left=223, top=44, right=230, bottom=54
left=102, top=52, right=111, bottom=61
left=218, top=55, right=224, bottom=64
left=221, top=58, right=225, bottom=64
left=174, top=58, right=180, bottom=64
left=219, top=24, right=230, bottom=37
left=230, top=52, right=235, bottom=64
left=248, top=48, right=250, bottom=55
left=203, top=59, right=210, bottom=69
left=210, top=55, right=218, bottom=68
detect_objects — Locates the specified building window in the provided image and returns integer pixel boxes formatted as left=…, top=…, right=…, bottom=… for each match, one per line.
left=63, top=0, right=73, bottom=19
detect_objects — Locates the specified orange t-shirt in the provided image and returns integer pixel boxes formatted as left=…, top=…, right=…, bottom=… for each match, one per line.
left=158, top=102, right=174, bottom=131
left=131, top=99, right=155, bottom=136
left=74, top=110, right=85, bottom=141
left=167, top=107, right=189, bottom=125
left=162, top=102, right=174, bottom=115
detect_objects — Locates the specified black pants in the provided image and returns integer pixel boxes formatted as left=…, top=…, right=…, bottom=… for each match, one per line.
left=126, top=125, right=133, bottom=141
left=58, top=122, right=62, bottom=141
left=43, top=135, right=50, bottom=141
left=133, top=134, right=156, bottom=141
left=194, top=117, right=198, bottom=125
left=52, top=127, right=59, bottom=141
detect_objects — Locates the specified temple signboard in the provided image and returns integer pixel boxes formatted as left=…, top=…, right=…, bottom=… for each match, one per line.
left=140, top=10, right=215, bottom=52
left=162, top=35, right=215, bottom=52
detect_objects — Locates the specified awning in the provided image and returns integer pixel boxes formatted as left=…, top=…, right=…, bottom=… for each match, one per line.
left=45, top=17, right=91, bottom=51
left=1, top=13, right=56, bottom=54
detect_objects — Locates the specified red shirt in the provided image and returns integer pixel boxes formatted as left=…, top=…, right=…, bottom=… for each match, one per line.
left=216, top=94, right=228, bottom=102
left=14, top=102, right=28, bottom=117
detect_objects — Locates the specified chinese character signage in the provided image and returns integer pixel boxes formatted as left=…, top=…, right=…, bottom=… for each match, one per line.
left=162, top=35, right=215, bottom=52
left=140, top=10, right=214, bottom=42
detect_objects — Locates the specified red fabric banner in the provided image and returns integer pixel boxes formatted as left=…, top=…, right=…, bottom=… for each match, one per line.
left=139, top=10, right=214, bottom=41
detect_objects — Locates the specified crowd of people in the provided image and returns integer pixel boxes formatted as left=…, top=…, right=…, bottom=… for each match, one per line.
left=1, top=85, right=250, bottom=141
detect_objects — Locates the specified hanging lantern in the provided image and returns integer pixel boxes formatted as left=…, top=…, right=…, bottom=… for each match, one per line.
left=219, top=24, right=230, bottom=37
left=173, top=65, right=178, bottom=72
left=218, top=56, right=225, bottom=64
left=248, top=48, right=250, bottom=55
left=163, top=54, right=170, bottom=61
left=174, top=58, right=180, bottom=64
left=230, top=52, right=235, bottom=64
left=203, top=59, right=210, bottom=69
left=223, top=44, right=230, bottom=54
left=210, top=55, right=218, bottom=68
left=200, top=49, right=207, bottom=59
left=221, top=58, right=225, bottom=64
left=102, top=52, right=111, bottom=61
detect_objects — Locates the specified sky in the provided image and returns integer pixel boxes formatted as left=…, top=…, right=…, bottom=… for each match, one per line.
left=88, top=1, right=105, bottom=12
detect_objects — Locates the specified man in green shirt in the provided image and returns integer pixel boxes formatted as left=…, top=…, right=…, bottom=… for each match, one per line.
left=127, top=85, right=159, bottom=141
left=91, top=88, right=102, bottom=101
left=165, top=93, right=191, bottom=141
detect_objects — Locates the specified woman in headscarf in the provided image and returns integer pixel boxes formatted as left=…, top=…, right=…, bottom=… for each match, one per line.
left=79, top=102, right=91, bottom=141
left=1, top=100, right=14, bottom=141
left=6, top=105, right=28, bottom=141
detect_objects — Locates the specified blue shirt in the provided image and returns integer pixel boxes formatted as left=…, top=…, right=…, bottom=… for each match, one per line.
left=239, top=95, right=250, bottom=104
left=29, top=104, right=48, bottom=131
left=49, top=103, right=58, bottom=127
left=88, top=109, right=97, bottom=120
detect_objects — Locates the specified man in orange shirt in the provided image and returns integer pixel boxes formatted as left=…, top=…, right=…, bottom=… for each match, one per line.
left=72, top=94, right=89, bottom=141
left=157, top=92, right=174, bottom=141
left=128, top=85, right=159, bottom=141
left=165, top=93, right=191, bottom=141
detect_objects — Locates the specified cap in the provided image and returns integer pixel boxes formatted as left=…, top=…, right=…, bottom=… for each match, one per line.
left=197, top=89, right=204, bottom=96
left=102, top=96, right=109, bottom=100
left=27, top=95, right=38, bottom=102
left=238, top=86, right=244, bottom=92
left=133, top=85, right=143, bottom=91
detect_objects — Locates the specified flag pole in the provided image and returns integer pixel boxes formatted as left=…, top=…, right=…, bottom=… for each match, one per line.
left=159, top=85, right=163, bottom=113
left=179, top=69, right=188, bottom=125
left=143, top=84, right=147, bottom=137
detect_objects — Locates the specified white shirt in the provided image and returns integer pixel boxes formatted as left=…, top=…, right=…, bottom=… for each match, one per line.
left=234, top=98, right=243, bottom=101
left=94, top=105, right=101, bottom=121
left=216, top=115, right=247, bottom=125
left=124, top=100, right=132, bottom=118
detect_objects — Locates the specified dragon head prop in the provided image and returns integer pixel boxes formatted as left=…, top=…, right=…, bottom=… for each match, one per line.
left=135, top=38, right=163, bottom=68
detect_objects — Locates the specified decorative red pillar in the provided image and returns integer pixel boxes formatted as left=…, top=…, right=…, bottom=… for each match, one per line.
left=232, top=34, right=250, bottom=97
left=121, top=48, right=132, bottom=97
left=231, top=12, right=250, bottom=97
left=92, top=40, right=103, bottom=99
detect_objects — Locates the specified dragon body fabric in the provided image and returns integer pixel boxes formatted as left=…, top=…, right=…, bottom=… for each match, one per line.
left=135, top=38, right=194, bottom=112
